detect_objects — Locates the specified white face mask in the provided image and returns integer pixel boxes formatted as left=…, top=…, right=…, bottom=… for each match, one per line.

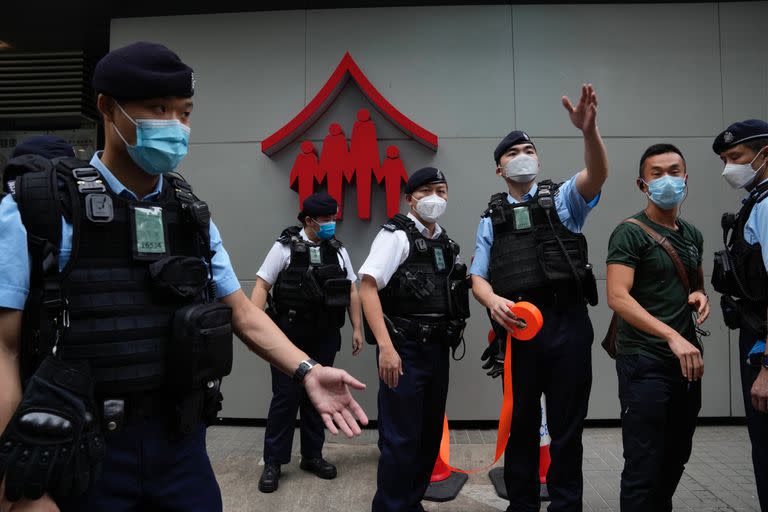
left=722, top=152, right=766, bottom=189
left=502, top=154, right=539, bottom=183
left=413, top=194, right=447, bottom=223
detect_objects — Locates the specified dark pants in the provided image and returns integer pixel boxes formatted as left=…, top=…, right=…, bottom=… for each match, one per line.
left=503, top=305, right=593, bottom=512
left=372, top=340, right=450, bottom=512
left=263, top=321, right=340, bottom=465
left=617, top=354, right=701, bottom=512
left=739, top=326, right=768, bottom=510
left=58, top=421, right=220, bottom=512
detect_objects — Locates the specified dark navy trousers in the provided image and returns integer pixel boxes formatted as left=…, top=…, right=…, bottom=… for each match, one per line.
left=372, top=340, right=450, bottom=512
left=58, top=420, right=220, bottom=512
left=263, top=320, right=340, bottom=465
left=503, top=305, right=594, bottom=512
left=616, top=354, right=701, bottom=512
left=739, top=326, right=768, bottom=511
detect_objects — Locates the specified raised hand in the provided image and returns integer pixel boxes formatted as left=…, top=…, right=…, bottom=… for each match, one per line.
left=562, top=84, right=598, bottom=134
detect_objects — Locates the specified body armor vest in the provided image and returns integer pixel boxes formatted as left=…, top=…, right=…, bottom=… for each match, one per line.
left=713, top=181, right=768, bottom=308
left=14, top=158, right=223, bottom=395
left=378, top=214, right=469, bottom=319
left=485, top=181, right=592, bottom=302
left=271, top=226, right=350, bottom=328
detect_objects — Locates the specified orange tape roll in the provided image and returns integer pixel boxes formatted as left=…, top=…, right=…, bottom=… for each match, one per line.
left=507, top=301, right=543, bottom=341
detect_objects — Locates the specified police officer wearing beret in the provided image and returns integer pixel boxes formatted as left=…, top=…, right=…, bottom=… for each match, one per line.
left=1, top=136, right=75, bottom=197
left=0, top=41, right=367, bottom=512
left=251, top=192, right=363, bottom=493
left=712, top=119, right=768, bottom=510
left=471, top=85, right=607, bottom=511
left=359, top=167, right=471, bottom=512
left=10, top=135, right=75, bottom=160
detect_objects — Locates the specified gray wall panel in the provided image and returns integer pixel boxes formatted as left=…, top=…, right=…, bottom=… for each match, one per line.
left=513, top=4, right=722, bottom=137
left=305, top=6, right=515, bottom=139
left=720, top=2, right=768, bottom=123
left=110, top=12, right=307, bottom=144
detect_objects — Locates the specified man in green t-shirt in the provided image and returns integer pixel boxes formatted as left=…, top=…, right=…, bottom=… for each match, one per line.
left=606, top=143, right=710, bottom=512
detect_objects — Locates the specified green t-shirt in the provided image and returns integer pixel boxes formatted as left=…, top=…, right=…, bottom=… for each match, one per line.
left=606, top=211, right=704, bottom=361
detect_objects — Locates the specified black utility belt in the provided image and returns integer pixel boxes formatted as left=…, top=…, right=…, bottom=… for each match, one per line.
left=511, top=286, right=583, bottom=309
left=390, top=316, right=452, bottom=344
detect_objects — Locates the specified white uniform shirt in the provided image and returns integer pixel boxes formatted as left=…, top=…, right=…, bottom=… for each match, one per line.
left=256, top=228, right=357, bottom=285
left=358, top=212, right=453, bottom=290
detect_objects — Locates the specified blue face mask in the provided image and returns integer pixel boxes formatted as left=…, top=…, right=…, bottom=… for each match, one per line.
left=314, top=220, right=336, bottom=240
left=644, top=175, right=687, bottom=210
left=114, top=103, right=190, bottom=175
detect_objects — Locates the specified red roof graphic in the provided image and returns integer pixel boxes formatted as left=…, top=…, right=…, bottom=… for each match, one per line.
left=261, top=52, right=439, bottom=156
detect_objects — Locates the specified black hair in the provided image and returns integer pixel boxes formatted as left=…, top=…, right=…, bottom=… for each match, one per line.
left=638, top=143, right=686, bottom=179
left=743, top=138, right=768, bottom=155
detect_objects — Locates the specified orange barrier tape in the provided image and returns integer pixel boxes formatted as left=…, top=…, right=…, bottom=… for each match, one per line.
left=437, top=302, right=543, bottom=475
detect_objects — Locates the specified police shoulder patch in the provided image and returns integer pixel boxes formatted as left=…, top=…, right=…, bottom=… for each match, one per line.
left=381, top=222, right=398, bottom=232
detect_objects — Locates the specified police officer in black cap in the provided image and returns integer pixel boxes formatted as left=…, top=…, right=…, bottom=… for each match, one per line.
left=0, top=41, right=367, bottom=511
left=470, top=85, right=608, bottom=511
left=359, top=167, right=471, bottom=512
left=251, top=191, right=363, bottom=493
left=712, top=118, right=768, bottom=510
left=1, top=135, right=75, bottom=197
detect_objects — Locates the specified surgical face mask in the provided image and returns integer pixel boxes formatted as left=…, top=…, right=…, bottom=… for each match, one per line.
left=413, top=194, right=447, bottom=223
left=643, top=175, right=687, bottom=210
left=113, top=103, right=190, bottom=175
left=313, top=219, right=336, bottom=240
left=502, top=154, right=539, bottom=183
left=722, top=152, right=766, bottom=189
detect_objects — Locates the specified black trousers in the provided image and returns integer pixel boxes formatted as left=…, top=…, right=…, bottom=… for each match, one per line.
left=372, top=340, right=450, bottom=512
left=739, top=326, right=768, bottom=510
left=263, top=319, right=340, bottom=465
left=503, top=305, right=594, bottom=512
left=616, top=353, right=701, bottom=512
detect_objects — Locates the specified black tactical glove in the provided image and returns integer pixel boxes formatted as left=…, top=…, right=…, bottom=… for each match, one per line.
left=480, top=336, right=505, bottom=379
left=0, top=356, right=104, bottom=501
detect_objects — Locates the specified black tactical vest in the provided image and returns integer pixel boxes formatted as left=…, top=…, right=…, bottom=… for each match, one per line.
left=14, top=158, right=216, bottom=394
left=485, top=181, right=593, bottom=303
left=713, top=181, right=768, bottom=305
left=378, top=214, right=467, bottom=318
left=271, top=226, right=350, bottom=329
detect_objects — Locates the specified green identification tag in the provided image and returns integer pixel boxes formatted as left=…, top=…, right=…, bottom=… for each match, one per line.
left=433, top=247, right=446, bottom=272
left=513, top=206, right=532, bottom=231
left=309, top=246, right=323, bottom=265
left=134, top=206, right=166, bottom=255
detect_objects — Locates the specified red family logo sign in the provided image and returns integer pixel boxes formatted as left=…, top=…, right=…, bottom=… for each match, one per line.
left=262, top=53, right=438, bottom=220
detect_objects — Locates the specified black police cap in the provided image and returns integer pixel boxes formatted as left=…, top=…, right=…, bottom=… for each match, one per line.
left=11, top=135, right=74, bottom=159
left=494, top=130, right=535, bottom=164
left=298, top=192, right=338, bottom=222
left=713, top=119, right=768, bottom=154
left=404, top=167, right=447, bottom=194
left=93, top=41, right=195, bottom=100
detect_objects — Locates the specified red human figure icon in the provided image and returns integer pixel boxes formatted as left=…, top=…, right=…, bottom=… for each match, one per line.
left=350, top=108, right=383, bottom=220
left=381, top=145, right=408, bottom=219
left=289, top=140, right=320, bottom=210
left=319, top=123, right=351, bottom=220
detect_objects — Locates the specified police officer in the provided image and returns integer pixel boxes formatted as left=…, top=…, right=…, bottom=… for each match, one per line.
left=712, top=119, right=768, bottom=510
left=251, top=192, right=363, bottom=492
left=470, top=84, right=607, bottom=511
left=359, top=167, right=471, bottom=512
left=1, top=135, right=75, bottom=196
left=0, top=41, right=367, bottom=512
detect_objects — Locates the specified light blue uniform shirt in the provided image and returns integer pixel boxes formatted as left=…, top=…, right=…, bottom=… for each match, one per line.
left=743, top=178, right=768, bottom=269
left=0, top=152, right=240, bottom=310
left=469, top=174, right=600, bottom=279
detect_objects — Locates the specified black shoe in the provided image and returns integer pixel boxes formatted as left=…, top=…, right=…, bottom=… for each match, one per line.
left=258, top=464, right=281, bottom=493
left=299, top=457, right=337, bottom=479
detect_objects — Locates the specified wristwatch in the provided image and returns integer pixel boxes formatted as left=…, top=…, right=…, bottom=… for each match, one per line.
left=293, top=359, right=318, bottom=383
left=762, top=354, right=768, bottom=370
